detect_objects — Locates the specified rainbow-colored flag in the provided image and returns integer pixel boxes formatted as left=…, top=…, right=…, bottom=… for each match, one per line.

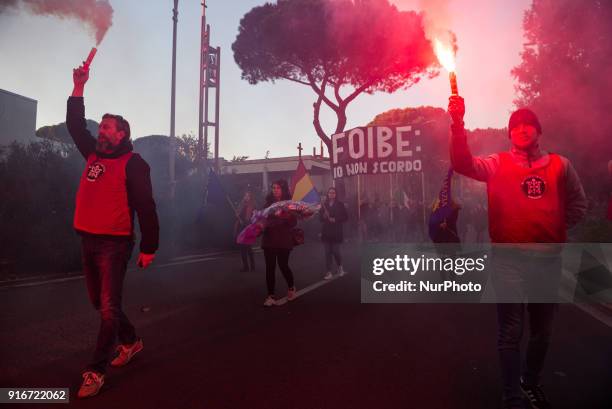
left=291, top=158, right=320, bottom=204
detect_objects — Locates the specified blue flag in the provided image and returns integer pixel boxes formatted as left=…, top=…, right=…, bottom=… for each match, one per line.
left=428, top=168, right=460, bottom=243
left=206, top=169, right=226, bottom=206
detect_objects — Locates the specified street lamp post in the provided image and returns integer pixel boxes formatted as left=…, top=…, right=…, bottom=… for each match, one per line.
left=170, top=0, right=178, bottom=199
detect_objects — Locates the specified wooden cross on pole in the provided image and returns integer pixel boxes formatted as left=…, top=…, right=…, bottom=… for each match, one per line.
left=297, top=142, right=303, bottom=159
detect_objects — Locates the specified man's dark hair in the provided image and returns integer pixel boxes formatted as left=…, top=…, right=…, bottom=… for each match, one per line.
left=102, top=113, right=131, bottom=139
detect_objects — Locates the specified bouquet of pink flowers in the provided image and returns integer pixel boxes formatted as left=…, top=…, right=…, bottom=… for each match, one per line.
left=236, top=200, right=321, bottom=245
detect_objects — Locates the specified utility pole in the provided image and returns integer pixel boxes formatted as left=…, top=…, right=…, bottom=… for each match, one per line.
left=169, top=0, right=178, bottom=198
left=213, top=46, right=221, bottom=172
left=198, top=1, right=208, bottom=177
left=167, top=0, right=179, bottom=257
left=198, top=1, right=221, bottom=176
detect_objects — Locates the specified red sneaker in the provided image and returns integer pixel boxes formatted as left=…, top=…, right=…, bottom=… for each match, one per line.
left=78, top=371, right=104, bottom=398
left=110, top=338, right=143, bottom=367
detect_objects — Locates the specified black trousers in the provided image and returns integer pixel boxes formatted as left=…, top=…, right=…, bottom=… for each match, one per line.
left=497, top=303, right=557, bottom=408
left=240, top=244, right=255, bottom=270
left=263, top=248, right=294, bottom=296
left=491, top=248, right=561, bottom=408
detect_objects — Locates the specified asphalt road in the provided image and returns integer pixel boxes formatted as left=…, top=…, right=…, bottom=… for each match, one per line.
left=1, top=243, right=611, bottom=409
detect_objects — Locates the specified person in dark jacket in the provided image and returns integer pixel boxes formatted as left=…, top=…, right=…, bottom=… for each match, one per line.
left=69, top=63, right=159, bottom=398
left=234, top=190, right=256, bottom=272
left=261, top=179, right=297, bottom=306
left=320, top=187, right=348, bottom=279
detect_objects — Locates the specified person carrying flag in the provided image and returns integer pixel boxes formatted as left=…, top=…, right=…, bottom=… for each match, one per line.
left=448, top=95, right=586, bottom=409
left=235, top=190, right=257, bottom=272
left=262, top=180, right=298, bottom=306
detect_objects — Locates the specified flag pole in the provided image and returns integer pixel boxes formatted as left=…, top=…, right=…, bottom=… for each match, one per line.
left=389, top=173, right=393, bottom=223
left=357, top=174, right=361, bottom=222
left=421, top=170, right=427, bottom=234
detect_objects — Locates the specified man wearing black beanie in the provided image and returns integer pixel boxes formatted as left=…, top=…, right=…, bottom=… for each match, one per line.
left=448, top=96, right=587, bottom=409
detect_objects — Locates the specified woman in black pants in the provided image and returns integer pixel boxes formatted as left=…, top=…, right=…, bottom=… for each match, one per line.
left=261, top=179, right=297, bottom=307
left=320, top=187, right=348, bottom=279
left=235, top=190, right=256, bottom=272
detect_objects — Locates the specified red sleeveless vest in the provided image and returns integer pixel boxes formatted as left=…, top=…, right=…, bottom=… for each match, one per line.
left=74, top=152, right=133, bottom=236
left=487, top=152, right=566, bottom=243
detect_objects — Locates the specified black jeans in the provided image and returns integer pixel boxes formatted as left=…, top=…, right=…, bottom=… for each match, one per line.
left=81, top=236, right=137, bottom=374
left=491, top=248, right=561, bottom=408
left=263, top=248, right=294, bottom=296
left=323, top=241, right=342, bottom=271
left=240, top=244, right=255, bottom=270
left=497, top=303, right=557, bottom=408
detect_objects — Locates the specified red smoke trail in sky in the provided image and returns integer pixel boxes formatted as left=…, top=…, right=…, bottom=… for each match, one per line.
left=0, top=0, right=113, bottom=45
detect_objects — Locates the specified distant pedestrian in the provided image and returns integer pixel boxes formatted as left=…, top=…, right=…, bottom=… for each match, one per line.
left=68, top=63, right=159, bottom=398
left=358, top=199, right=370, bottom=241
left=320, top=187, right=348, bottom=280
left=235, top=190, right=256, bottom=272
left=261, top=180, right=297, bottom=306
left=472, top=203, right=488, bottom=243
left=608, top=160, right=612, bottom=221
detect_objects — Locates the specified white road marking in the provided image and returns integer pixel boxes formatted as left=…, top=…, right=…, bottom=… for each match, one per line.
left=275, top=273, right=347, bottom=306
left=169, top=248, right=262, bottom=262
left=1, top=275, right=84, bottom=289
left=1, top=255, right=225, bottom=290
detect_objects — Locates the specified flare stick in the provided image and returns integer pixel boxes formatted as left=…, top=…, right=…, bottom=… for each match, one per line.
left=449, top=71, right=458, bottom=96
left=83, top=47, right=97, bottom=69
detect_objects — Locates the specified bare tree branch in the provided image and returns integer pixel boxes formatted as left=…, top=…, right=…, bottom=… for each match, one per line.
left=334, top=81, right=343, bottom=105
left=312, top=75, right=332, bottom=149
left=342, top=80, right=375, bottom=107
left=306, top=72, right=339, bottom=113
left=278, top=75, right=311, bottom=86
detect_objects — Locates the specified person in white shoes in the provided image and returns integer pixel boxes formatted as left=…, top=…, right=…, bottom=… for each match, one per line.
left=261, top=180, right=298, bottom=306
left=319, top=187, right=348, bottom=280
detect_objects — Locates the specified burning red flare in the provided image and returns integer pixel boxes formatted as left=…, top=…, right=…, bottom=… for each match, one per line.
left=83, top=47, right=97, bottom=69
left=434, top=38, right=458, bottom=95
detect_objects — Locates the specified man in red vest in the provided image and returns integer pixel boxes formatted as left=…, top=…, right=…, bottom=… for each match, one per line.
left=448, top=96, right=586, bottom=409
left=68, top=64, right=159, bottom=398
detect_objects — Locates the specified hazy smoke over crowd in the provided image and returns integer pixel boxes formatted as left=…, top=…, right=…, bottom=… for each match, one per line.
left=391, top=0, right=457, bottom=54
left=0, top=0, right=113, bottom=45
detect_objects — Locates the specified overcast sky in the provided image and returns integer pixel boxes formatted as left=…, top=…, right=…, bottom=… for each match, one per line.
left=0, top=0, right=530, bottom=159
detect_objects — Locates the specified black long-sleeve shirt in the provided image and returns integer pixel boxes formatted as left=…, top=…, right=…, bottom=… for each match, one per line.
left=67, top=97, right=159, bottom=253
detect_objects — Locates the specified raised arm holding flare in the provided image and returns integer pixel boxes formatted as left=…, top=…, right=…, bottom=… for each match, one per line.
left=447, top=95, right=586, bottom=409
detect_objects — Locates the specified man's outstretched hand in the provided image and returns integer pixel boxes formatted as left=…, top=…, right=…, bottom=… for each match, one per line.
left=72, top=65, right=89, bottom=97
left=137, top=252, right=155, bottom=269
left=448, top=95, right=465, bottom=127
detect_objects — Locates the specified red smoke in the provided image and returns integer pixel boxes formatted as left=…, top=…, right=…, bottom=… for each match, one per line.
left=0, top=0, right=113, bottom=45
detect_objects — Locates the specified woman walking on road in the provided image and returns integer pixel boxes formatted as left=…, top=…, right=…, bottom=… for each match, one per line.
left=235, top=190, right=257, bottom=272
left=261, top=180, right=297, bottom=306
left=320, top=187, right=348, bottom=280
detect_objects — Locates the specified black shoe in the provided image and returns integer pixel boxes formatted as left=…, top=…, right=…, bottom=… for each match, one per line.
left=239, top=267, right=249, bottom=272
left=520, top=378, right=551, bottom=409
